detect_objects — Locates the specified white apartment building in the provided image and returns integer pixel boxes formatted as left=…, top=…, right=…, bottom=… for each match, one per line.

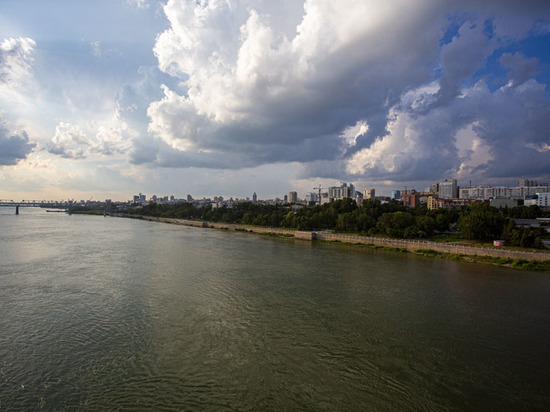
left=459, top=185, right=550, bottom=200
left=328, top=182, right=355, bottom=200
left=537, top=193, right=550, bottom=208
left=439, top=179, right=457, bottom=199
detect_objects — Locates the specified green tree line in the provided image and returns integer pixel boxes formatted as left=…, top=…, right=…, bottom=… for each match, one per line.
left=131, top=200, right=549, bottom=249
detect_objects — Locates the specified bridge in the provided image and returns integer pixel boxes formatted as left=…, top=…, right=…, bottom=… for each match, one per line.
left=0, top=200, right=70, bottom=214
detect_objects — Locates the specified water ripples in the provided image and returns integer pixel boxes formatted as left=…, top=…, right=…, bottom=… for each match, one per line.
left=1, top=210, right=550, bottom=409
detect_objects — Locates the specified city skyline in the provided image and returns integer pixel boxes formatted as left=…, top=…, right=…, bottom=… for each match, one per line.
left=1, top=1, right=550, bottom=201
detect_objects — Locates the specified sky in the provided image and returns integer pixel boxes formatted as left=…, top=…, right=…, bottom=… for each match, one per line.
left=1, top=0, right=550, bottom=201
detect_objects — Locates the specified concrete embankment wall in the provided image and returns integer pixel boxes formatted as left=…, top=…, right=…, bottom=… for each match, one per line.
left=118, top=214, right=550, bottom=262
left=207, top=222, right=313, bottom=240
left=313, top=233, right=550, bottom=262
left=139, top=216, right=313, bottom=240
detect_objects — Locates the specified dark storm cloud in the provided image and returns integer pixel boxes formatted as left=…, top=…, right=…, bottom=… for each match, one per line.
left=0, top=126, right=35, bottom=165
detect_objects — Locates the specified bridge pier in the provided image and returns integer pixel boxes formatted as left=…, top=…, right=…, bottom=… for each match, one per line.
left=15, top=205, right=19, bottom=215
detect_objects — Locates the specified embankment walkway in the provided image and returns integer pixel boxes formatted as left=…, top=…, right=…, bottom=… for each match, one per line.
left=118, top=214, right=550, bottom=262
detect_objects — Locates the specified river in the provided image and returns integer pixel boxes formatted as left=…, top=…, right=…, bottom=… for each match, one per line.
left=1, top=207, right=549, bottom=410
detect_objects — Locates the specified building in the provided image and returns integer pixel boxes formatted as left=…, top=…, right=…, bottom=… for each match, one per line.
left=437, top=198, right=479, bottom=209
left=252, top=192, right=257, bottom=203
left=391, top=190, right=401, bottom=200
left=427, top=196, right=438, bottom=210
left=288, top=191, right=298, bottom=203
left=364, top=188, right=375, bottom=200
left=490, top=198, right=519, bottom=209
left=355, top=191, right=364, bottom=206
left=305, top=192, right=319, bottom=205
left=537, top=193, right=550, bottom=208
left=328, top=182, right=355, bottom=201
left=320, top=192, right=331, bottom=205
left=519, top=178, right=538, bottom=187
left=132, top=193, right=148, bottom=205
left=459, top=185, right=492, bottom=200
left=459, top=183, right=550, bottom=201
left=403, top=193, right=419, bottom=208
left=439, top=179, right=457, bottom=199
left=524, top=194, right=538, bottom=206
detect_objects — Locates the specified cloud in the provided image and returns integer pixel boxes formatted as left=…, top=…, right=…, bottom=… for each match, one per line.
left=146, top=0, right=444, bottom=165
left=48, top=122, right=90, bottom=159
left=142, top=0, right=550, bottom=185
left=126, top=0, right=150, bottom=9
left=0, top=119, right=36, bottom=166
left=346, top=75, right=550, bottom=182
left=94, top=126, right=133, bottom=155
left=90, top=41, right=102, bottom=58
left=0, top=37, right=38, bottom=116
left=47, top=121, right=132, bottom=159
left=0, top=37, right=35, bottom=88
left=499, top=52, right=538, bottom=87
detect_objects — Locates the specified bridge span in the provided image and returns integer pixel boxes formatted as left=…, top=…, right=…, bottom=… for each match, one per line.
left=0, top=200, right=70, bottom=214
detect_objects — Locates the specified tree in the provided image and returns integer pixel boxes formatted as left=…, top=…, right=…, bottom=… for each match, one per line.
left=457, top=203, right=506, bottom=241
left=414, top=215, right=436, bottom=238
left=376, top=211, right=414, bottom=238
left=502, top=219, right=545, bottom=248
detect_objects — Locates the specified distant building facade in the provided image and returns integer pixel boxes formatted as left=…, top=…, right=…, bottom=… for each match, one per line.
left=439, top=179, right=458, bottom=199
left=364, top=188, right=375, bottom=200
left=403, top=193, right=419, bottom=208
left=459, top=184, right=550, bottom=200
left=328, top=182, right=355, bottom=201
left=490, top=198, right=519, bottom=209
left=305, top=192, right=319, bottom=205
left=288, top=191, right=298, bottom=203
left=519, top=178, right=538, bottom=187
left=537, top=193, right=550, bottom=208
left=427, top=196, right=438, bottom=210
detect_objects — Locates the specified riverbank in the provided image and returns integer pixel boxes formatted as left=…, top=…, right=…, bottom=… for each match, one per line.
left=107, top=213, right=550, bottom=272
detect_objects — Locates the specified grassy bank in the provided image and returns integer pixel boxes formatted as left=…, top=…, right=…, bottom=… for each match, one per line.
left=324, top=241, right=550, bottom=272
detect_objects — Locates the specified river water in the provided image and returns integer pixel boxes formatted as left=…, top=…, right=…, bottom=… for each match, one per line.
left=1, top=208, right=549, bottom=410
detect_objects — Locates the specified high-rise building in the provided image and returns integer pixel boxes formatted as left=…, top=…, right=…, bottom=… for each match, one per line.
left=288, top=191, right=298, bottom=203
left=519, top=178, right=538, bottom=187
left=328, top=182, right=355, bottom=200
left=252, top=192, right=257, bottom=203
left=364, top=188, right=375, bottom=199
left=536, top=192, right=550, bottom=208
left=439, top=179, right=457, bottom=199
left=403, top=193, right=419, bottom=207
left=305, top=192, right=319, bottom=204
left=391, top=190, right=401, bottom=200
